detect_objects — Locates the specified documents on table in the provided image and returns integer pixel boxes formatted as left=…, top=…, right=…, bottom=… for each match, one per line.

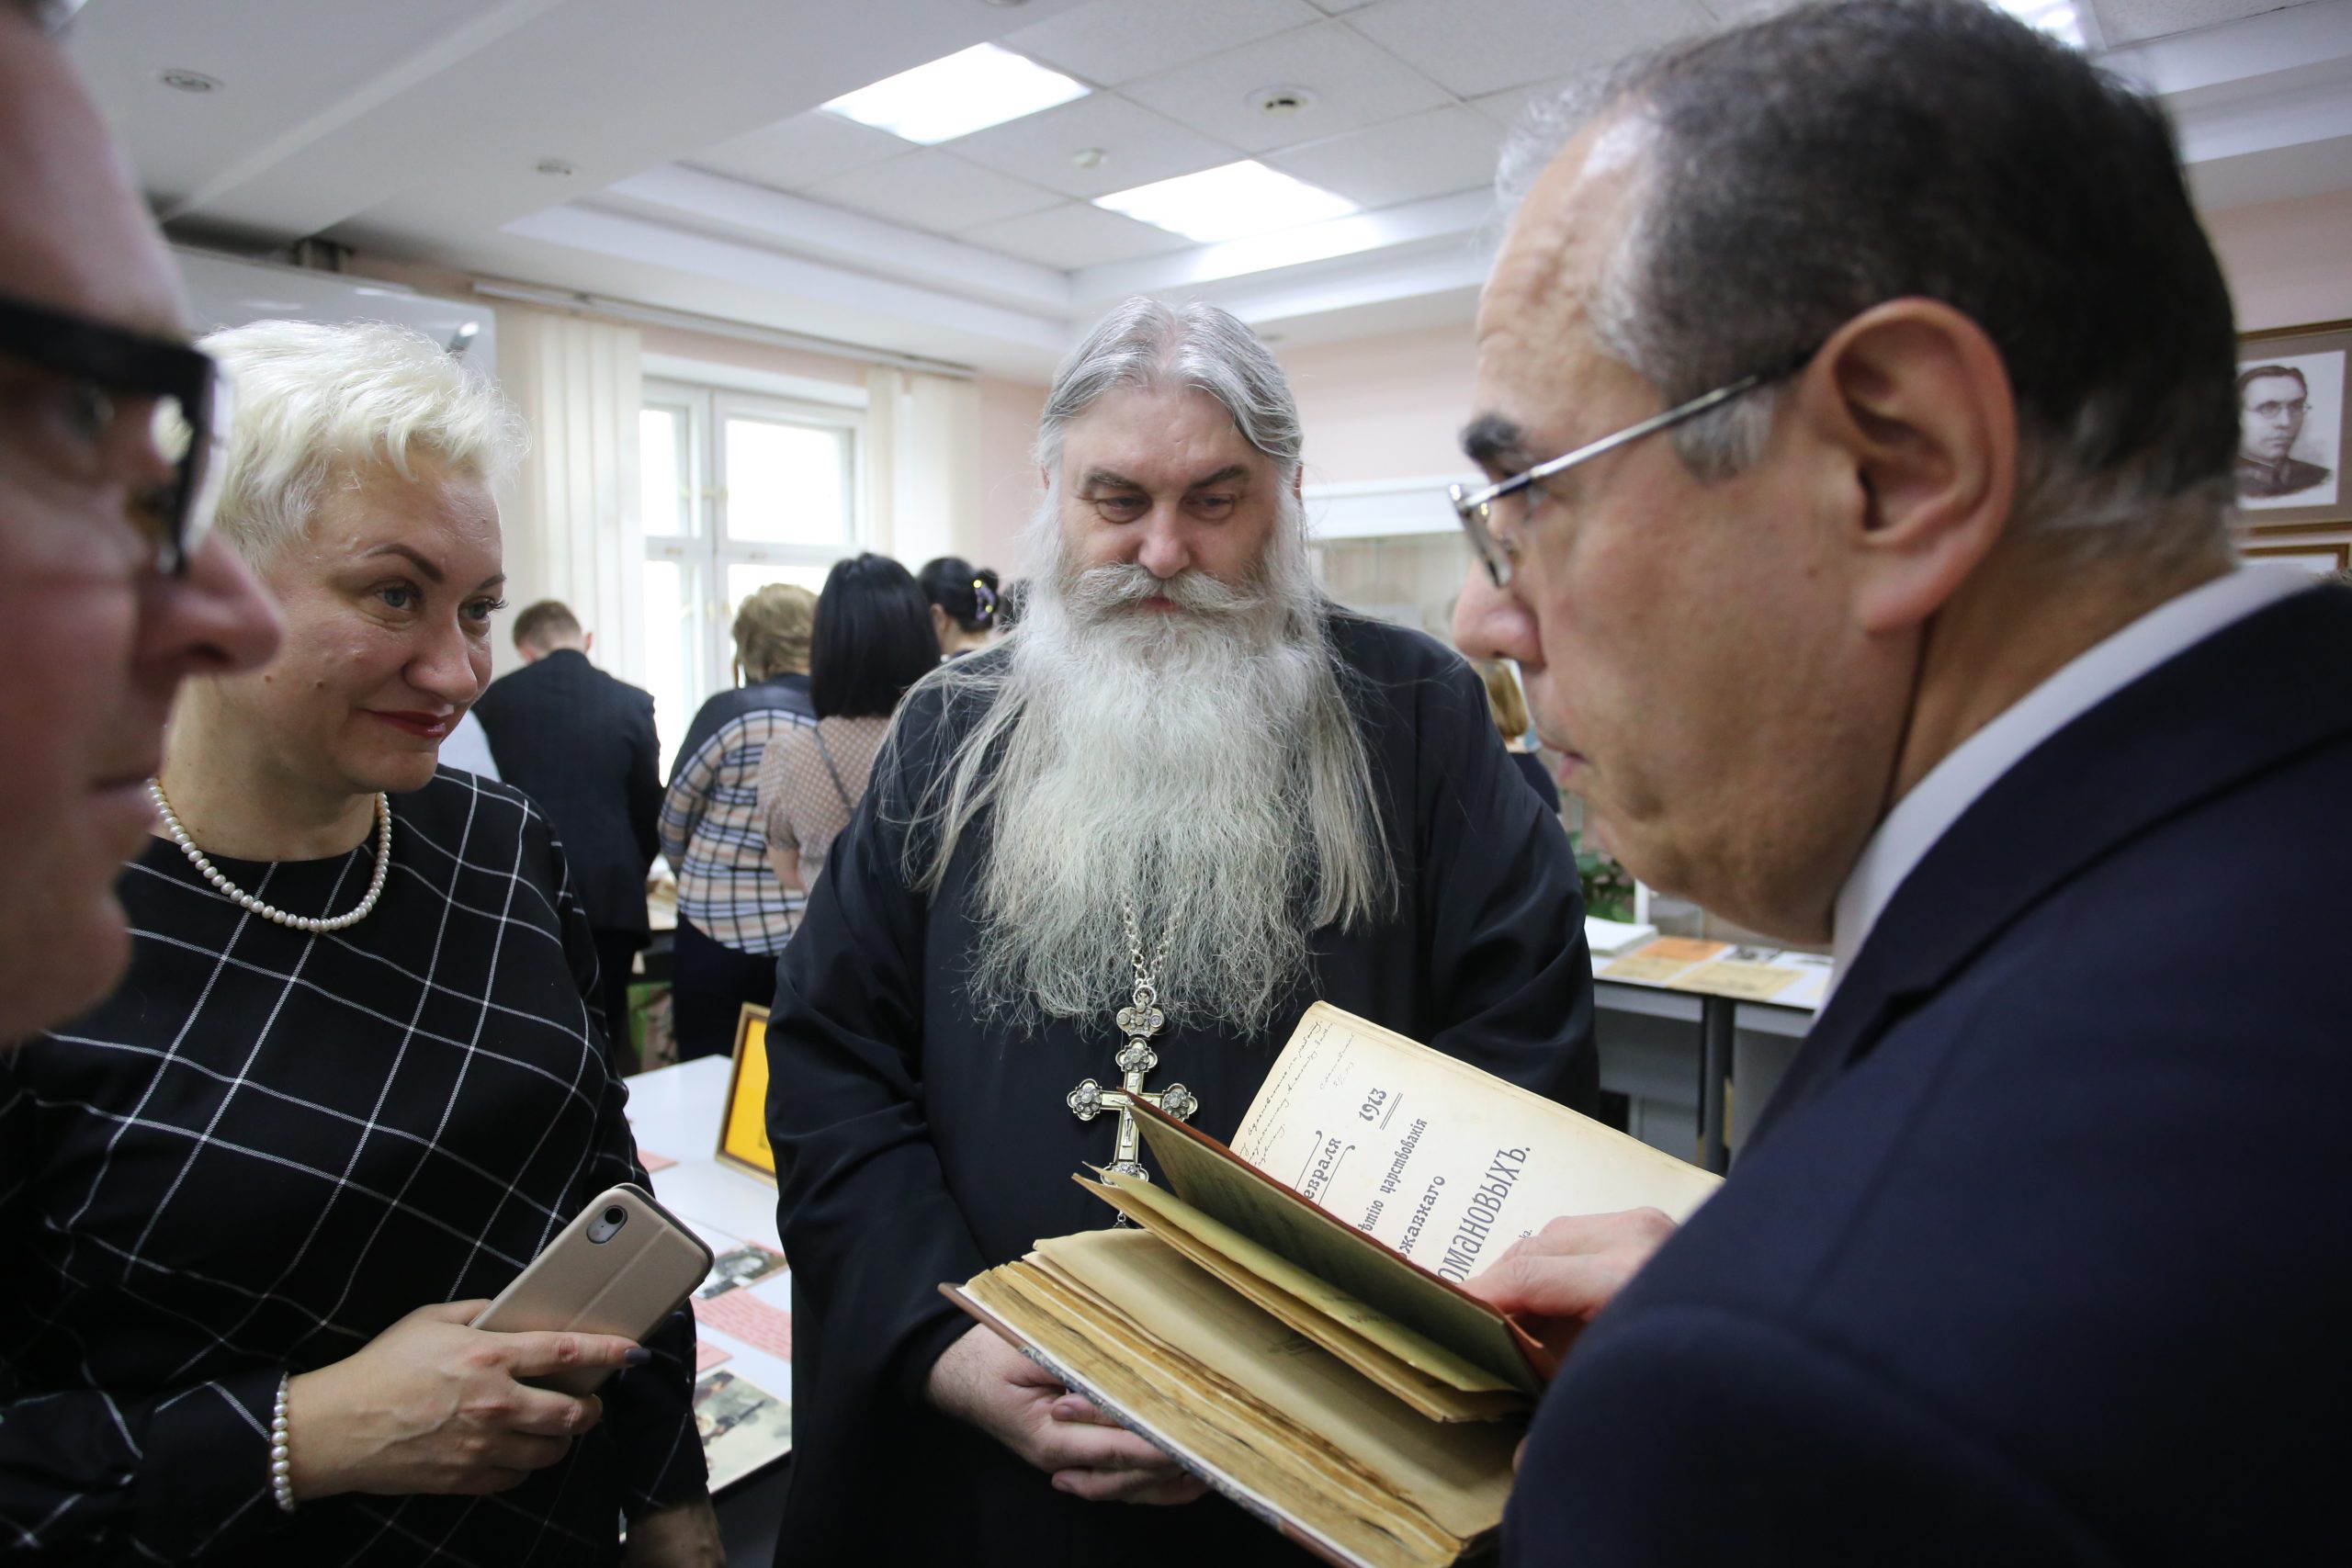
left=1598, top=937, right=1833, bottom=1009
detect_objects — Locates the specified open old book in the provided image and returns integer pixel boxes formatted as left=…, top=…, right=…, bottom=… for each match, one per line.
left=944, top=1003, right=1723, bottom=1568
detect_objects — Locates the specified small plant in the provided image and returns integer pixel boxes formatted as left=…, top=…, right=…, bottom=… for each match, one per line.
left=1573, top=835, right=1636, bottom=923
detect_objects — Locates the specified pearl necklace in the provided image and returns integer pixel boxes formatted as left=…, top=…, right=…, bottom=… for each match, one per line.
left=148, top=780, right=393, bottom=934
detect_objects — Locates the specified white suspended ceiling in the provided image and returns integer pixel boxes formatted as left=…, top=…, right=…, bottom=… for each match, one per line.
left=66, top=0, right=2352, bottom=379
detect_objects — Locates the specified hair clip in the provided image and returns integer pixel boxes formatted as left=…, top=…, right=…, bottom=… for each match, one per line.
left=972, top=578, right=998, bottom=622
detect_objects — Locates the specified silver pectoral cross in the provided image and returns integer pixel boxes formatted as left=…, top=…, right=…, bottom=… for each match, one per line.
left=1067, top=988, right=1197, bottom=1183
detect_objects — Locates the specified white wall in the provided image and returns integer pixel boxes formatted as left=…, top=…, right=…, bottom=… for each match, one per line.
left=1279, top=324, right=1481, bottom=490
left=975, top=376, right=1047, bottom=579
left=2206, top=189, right=2352, bottom=331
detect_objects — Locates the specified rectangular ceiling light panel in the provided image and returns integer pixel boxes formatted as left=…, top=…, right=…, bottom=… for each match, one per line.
left=1996, top=0, right=2086, bottom=47
left=823, top=43, right=1090, bottom=145
left=1093, top=160, right=1357, bottom=243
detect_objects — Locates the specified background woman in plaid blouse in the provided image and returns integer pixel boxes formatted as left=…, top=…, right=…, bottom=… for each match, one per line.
left=0, top=321, right=718, bottom=1565
left=658, top=584, right=818, bottom=1061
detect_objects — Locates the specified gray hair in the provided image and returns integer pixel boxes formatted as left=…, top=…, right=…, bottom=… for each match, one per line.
left=891, top=487, right=1396, bottom=1036
left=1497, top=0, right=2240, bottom=553
left=200, top=319, right=526, bottom=567
left=1037, top=298, right=1301, bottom=480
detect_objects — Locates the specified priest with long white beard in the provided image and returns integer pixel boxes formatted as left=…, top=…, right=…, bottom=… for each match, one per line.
left=764, top=299, right=1593, bottom=1566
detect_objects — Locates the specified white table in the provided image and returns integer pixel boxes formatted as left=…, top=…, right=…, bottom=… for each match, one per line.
left=1587, top=940, right=1830, bottom=1173
left=624, top=1057, right=794, bottom=1492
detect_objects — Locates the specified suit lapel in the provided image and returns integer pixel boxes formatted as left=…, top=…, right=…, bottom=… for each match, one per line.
left=1750, top=586, right=2352, bottom=1152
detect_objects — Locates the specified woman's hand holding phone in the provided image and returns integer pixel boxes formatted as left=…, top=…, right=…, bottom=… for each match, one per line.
left=285, top=1299, right=650, bottom=1499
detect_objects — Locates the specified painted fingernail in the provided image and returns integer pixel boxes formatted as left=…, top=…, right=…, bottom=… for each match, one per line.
left=623, top=1348, right=653, bottom=1366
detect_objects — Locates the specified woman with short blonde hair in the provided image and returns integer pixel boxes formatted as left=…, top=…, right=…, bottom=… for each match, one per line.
left=730, top=580, right=816, bottom=684
left=1, top=320, right=718, bottom=1565
left=660, top=580, right=821, bottom=1059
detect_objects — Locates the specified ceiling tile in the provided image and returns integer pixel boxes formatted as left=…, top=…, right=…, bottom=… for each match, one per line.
left=2089, top=0, right=2307, bottom=47
left=1347, top=0, right=1715, bottom=99
left=60, top=0, right=494, bottom=208
left=945, top=94, right=1243, bottom=199
left=804, top=149, right=1064, bottom=233
left=959, top=200, right=1197, bottom=268
left=1123, top=19, right=1453, bottom=153
left=1467, top=75, right=1578, bottom=133
left=1005, top=0, right=1326, bottom=87
left=1261, top=106, right=1504, bottom=209
left=1306, top=0, right=1384, bottom=11
left=692, top=112, right=910, bottom=192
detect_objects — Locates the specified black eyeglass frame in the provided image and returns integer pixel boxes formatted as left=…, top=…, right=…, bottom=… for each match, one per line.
left=0, top=289, right=228, bottom=575
left=1449, top=342, right=1822, bottom=589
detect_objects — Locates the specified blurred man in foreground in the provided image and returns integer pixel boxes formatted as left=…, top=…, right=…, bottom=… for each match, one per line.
left=0, top=0, right=278, bottom=1044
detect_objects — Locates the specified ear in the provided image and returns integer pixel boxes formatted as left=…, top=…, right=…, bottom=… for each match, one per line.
left=1292, top=465, right=1305, bottom=502
left=1796, top=299, right=2018, bottom=637
left=583, top=630, right=594, bottom=654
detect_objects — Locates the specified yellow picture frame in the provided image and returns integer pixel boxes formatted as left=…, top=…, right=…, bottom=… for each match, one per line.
left=716, top=1002, right=775, bottom=1184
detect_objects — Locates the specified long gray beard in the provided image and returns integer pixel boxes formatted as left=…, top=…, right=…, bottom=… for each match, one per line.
left=922, top=505, right=1393, bottom=1040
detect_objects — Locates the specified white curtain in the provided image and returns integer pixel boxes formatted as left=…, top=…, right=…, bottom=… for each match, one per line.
left=865, top=365, right=983, bottom=570
left=490, top=308, right=645, bottom=682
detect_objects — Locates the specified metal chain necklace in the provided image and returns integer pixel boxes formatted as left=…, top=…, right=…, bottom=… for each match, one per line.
left=149, top=779, right=393, bottom=934
left=1065, top=903, right=1197, bottom=1185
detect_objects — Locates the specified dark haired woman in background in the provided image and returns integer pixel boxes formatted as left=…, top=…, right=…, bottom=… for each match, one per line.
left=756, top=554, right=939, bottom=893
left=916, top=555, right=998, bottom=658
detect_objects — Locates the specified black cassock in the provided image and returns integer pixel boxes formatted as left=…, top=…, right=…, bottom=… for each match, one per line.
left=765, top=612, right=1596, bottom=1566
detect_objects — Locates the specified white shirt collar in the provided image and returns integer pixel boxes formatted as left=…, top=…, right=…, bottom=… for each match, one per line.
left=1826, top=565, right=2312, bottom=1001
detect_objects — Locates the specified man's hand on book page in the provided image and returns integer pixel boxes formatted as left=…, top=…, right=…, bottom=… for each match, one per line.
left=1461, top=1208, right=1679, bottom=1357
left=927, top=1324, right=1209, bottom=1506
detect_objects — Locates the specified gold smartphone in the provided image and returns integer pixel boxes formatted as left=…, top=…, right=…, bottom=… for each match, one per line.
left=470, top=1183, right=716, bottom=1394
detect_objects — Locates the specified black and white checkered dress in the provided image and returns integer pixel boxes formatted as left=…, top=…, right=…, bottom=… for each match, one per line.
left=0, top=770, right=705, bottom=1564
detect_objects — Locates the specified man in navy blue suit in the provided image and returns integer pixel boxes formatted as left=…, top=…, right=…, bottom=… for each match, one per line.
left=471, top=599, right=662, bottom=1065
left=1452, top=1, right=2349, bottom=1562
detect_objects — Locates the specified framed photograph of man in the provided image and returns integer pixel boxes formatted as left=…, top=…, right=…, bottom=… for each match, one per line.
left=2233, top=321, right=2352, bottom=524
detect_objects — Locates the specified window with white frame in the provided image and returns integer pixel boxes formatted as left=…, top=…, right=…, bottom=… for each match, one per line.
left=639, top=378, right=863, bottom=766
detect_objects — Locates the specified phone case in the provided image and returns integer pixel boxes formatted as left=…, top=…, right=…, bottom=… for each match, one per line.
left=470, top=1183, right=716, bottom=1394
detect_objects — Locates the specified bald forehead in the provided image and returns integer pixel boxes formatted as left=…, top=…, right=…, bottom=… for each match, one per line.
left=0, top=12, right=185, bottom=334
left=1477, top=113, right=1651, bottom=350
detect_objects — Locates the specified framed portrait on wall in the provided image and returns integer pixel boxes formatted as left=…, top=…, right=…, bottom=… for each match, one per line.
left=2232, top=321, right=2352, bottom=525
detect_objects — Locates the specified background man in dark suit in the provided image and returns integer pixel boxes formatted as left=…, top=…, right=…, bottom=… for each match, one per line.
left=473, top=599, right=662, bottom=1065
left=1451, top=2, right=2348, bottom=1562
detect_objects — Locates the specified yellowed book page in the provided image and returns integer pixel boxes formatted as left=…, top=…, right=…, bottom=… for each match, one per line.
left=965, top=1267, right=1463, bottom=1568
left=1082, top=1171, right=1521, bottom=1401
left=1080, top=1175, right=1525, bottom=1421
left=989, top=1265, right=1418, bottom=1538
left=1036, top=1230, right=1517, bottom=1543
left=1230, top=1003, right=1721, bottom=1285
left=1134, top=1115, right=1544, bottom=1396
left=1015, top=1255, right=1476, bottom=1554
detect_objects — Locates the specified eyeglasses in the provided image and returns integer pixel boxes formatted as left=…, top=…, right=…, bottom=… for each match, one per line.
left=0, top=290, right=232, bottom=575
left=1449, top=343, right=1820, bottom=588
